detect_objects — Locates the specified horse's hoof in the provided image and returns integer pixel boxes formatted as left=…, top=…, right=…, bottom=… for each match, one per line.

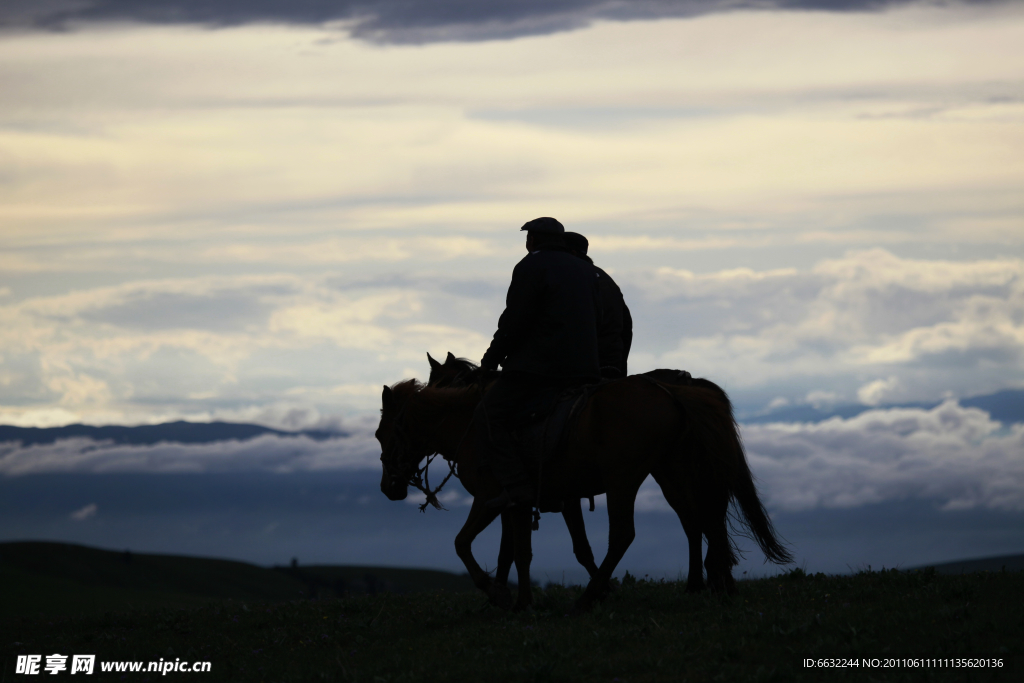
left=487, top=583, right=513, bottom=610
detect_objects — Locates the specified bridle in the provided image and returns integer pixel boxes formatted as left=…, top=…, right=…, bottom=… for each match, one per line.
left=381, top=387, right=476, bottom=512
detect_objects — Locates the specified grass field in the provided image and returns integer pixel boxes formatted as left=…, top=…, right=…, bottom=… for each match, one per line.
left=3, top=552, right=1021, bottom=682
left=0, top=541, right=476, bottom=619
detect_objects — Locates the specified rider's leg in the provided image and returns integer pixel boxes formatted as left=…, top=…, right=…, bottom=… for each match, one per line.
left=476, top=373, right=541, bottom=506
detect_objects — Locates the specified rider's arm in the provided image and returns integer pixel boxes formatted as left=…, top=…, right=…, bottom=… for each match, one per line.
left=480, top=256, right=544, bottom=370
left=620, top=301, right=633, bottom=376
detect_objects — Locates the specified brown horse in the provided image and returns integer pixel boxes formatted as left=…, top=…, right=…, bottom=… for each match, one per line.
left=425, top=352, right=743, bottom=595
left=426, top=352, right=601, bottom=586
left=377, top=372, right=791, bottom=612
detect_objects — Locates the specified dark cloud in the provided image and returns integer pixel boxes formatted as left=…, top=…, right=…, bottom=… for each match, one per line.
left=742, top=389, right=1024, bottom=425
left=0, top=1, right=1002, bottom=44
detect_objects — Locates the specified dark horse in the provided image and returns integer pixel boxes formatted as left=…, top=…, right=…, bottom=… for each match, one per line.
left=425, top=352, right=747, bottom=595
left=426, top=352, right=601, bottom=585
left=377, top=370, right=792, bottom=612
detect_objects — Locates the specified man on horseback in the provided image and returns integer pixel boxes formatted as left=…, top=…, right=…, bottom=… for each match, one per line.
left=478, top=217, right=602, bottom=509
left=564, top=232, right=633, bottom=378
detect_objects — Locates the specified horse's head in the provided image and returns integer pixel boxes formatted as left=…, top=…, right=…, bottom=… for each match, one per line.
left=376, top=381, right=433, bottom=501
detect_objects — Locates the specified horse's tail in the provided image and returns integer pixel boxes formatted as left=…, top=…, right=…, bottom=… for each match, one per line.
left=727, top=429, right=793, bottom=565
left=673, top=381, right=793, bottom=565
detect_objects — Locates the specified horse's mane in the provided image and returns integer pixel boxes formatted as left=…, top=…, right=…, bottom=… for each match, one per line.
left=446, top=356, right=479, bottom=374
left=389, top=378, right=479, bottom=409
left=390, top=378, right=424, bottom=400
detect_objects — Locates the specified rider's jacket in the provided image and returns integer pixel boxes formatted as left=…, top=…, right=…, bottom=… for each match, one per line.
left=594, top=266, right=633, bottom=378
left=481, top=246, right=601, bottom=380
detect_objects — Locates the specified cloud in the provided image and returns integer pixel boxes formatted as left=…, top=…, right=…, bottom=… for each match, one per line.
left=2, top=7, right=1021, bottom=254
left=856, top=376, right=899, bottom=405
left=0, top=271, right=497, bottom=424
left=1, top=1, right=999, bottom=44
left=632, top=400, right=1024, bottom=515
left=81, top=291, right=273, bottom=332
left=1, top=249, right=1022, bottom=426
left=0, top=431, right=381, bottom=476
left=0, top=7, right=1021, bottom=426
left=2, top=401, right=1021, bottom=521
left=587, top=235, right=738, bottom=252
left=203, top=237, right=493, bottom=266
left=742, top=401, right=1024, bottom=512
left=69, top=502, right=97, bottom=520
left=632, top=249, right=1024, bottom=405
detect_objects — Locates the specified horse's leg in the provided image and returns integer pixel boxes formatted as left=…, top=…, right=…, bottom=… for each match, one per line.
left=454, top=498, right=511, bottom=607
left=508, top=504, right=534, bottom=611
left=575, top=487, right=639, bottom=612
left=495, top=510, right=514, bottom=586
left=703, top=489, right=738, bottom=594
left=561, top=499, right=599, bottom=578
left=650, top=463, right=705, bottom=593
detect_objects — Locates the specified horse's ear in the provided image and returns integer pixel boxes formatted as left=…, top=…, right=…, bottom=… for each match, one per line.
left=427, top=353, right=441, bottom=370
left=445, top=351, right=457, bottom=364
left=382, top=385, right=395, bottom=411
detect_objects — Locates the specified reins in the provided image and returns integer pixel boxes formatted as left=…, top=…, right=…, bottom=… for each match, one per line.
left=411, top=453, right=457, bottom=512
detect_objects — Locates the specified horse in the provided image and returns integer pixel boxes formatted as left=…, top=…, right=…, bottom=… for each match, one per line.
left=377, top=372, right=792, bottom=612
left=424, top=352, right=755, bottom=595
left=426, top=352, right=601, bottom=586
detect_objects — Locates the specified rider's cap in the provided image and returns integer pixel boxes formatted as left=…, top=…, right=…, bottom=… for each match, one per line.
left=563, top=232, right=589, bottom=255
left=520, top=217, right=564, bottom=234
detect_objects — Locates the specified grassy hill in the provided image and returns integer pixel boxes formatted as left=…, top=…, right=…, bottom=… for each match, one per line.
left=0, top=541, right=474, bottom=619
left=2, top=565, right=1020, bottom=682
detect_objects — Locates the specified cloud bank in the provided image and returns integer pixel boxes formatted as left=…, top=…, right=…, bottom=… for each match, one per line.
left=744, top=400, right=1024, bottom=512
left=4, top=401, right=1021, bottom=515
left=1, top=1, right=1001, bottom=43
left=0, top=432, right=380, bottom=476
left=630, top=401, right=1024, bottom=514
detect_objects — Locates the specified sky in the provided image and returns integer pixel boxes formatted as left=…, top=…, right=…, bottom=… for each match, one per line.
left=1, top=0, right=1022, bottom=573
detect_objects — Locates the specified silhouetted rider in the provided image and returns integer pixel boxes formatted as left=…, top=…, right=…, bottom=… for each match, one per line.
left=478, top=217, right=601, bottom=508
left=564, top=232, right=633, bottom=378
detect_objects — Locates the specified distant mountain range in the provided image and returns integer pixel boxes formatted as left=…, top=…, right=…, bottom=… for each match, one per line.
left=740, top=388, right=1024, bottom=425
left=0, top=420, right=344, bottom=447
